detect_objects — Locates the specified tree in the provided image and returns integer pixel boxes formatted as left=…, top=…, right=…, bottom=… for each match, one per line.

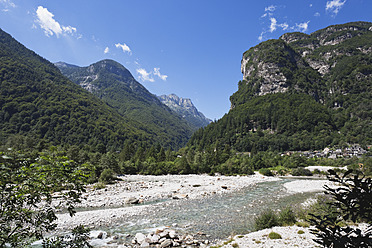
left=309, top=169, right=372, bottom=248
left=0, top=150, right=90, bottom=247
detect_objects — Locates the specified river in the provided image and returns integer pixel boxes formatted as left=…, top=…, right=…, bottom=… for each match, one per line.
left=84, top=178, right=317, bottom=246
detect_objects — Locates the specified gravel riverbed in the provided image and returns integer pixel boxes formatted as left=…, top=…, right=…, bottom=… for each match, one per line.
left=54, top=173, right=336, bottom=247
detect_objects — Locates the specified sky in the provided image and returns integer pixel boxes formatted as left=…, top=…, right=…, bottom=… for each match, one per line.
left=1, top=0, right=371, bottom=120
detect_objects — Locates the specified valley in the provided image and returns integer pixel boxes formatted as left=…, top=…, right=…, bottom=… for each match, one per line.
left=1, top=20, right=371, bottom=248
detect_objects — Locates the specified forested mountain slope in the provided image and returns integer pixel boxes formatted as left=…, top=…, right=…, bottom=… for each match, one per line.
left=188, top=22, right=372, bottom=152
left=56, top=60, right=195, bottom=149
left=0, top=28, right=155, bottom=151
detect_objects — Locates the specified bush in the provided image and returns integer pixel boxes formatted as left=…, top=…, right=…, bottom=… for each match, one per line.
left=298, top=230, right=305, bottom=234
left=291, top=167, right=312, bottom=176
left=279, top=207, right=297, bottom=226
left=93, top=182, right=106, bottom=190
left=277, top=168, right=288, bottom=176
left=259, top=168, right=273, bottom=176
left=268, top=232, right=282, bottom=239
left=99, top=168, right=116, bottom=184
left=309, top=170, right=372, bottom=247
left=254, top=209, right=279, bottom=231
left=296, top=221, right=310, bottom=228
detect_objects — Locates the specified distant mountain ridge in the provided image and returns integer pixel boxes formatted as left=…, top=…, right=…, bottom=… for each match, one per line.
left=189, top=21, right=372, bottom=152
left=56, top=59, right=195, bottom=149
left=158, top=94, right=211, bottom=128
left=0, top=28, right=155, bottom=151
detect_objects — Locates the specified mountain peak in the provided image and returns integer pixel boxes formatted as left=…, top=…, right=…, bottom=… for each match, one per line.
left=233, top=21, right=372, bottom=108
left=88, top=59, right=135, bottom=80
left=56, top=60, right=195, bottom=149
left=158, top=94, right=211, bottom=128
left=54, top=61, right=80, bottom=68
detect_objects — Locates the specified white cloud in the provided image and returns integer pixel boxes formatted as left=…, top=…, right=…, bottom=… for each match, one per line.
left=269, top=18, right=288, bottom=33
left=269, top=18, right=277, bottom=32
left=35, top=6, right=77, bottom=37
left=104, top=47, right=109, bottom=54
left=0, top=0, right=16, bottom=11
left=295, top=21, right=310, bottom=32
left=62, top=26, right=76, bottom=34
left=36, top=6, right=62, bottom=37
left=314, top=12, right=321, bottom=17
left=258, top=32, right=264, bottom=41
left=115, top=43, right=132, bottom=54
left=258, top=17, right=289, bottom=41
left=137, top=68, right=154, bottom=82
left=153, top=68, right=168, bottom=81
left=326, top=0, right=346, bottom=15
left=265, top=5, right=276, bottom=12
left=279, top=22, right=289, bottom=31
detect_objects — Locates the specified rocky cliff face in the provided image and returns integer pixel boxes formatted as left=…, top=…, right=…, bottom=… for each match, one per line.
left=188, top=22, right=372, bottom=152
left=235, top=21, right=372, bottom=107
left=158, top=94, right=211, bottom=128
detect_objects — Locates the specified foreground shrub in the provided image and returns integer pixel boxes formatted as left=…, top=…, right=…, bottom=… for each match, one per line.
left=254, top=209, right=279, bottom=231
left=295, top=221, right=310, bottom=228
left=279, top=207, right=297, bottom=226
left=309, top=170, right=372, bottom=247
left=268, top=232, right=282, bottom=239
left=0, top=150, right=88, bottom=247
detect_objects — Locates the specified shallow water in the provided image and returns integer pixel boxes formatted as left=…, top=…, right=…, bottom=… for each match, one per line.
left=32, top=178, right=319, bottom=247
left=96, top=179, right=316, bottom=244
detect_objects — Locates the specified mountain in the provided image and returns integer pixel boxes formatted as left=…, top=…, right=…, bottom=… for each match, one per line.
left=0, top=28, right=155, bottom=152
left=158, top=94, right=211, bottom=128
left=188, top=22, right=372, bottom=152
left=55, top=60, right=194, bottom=149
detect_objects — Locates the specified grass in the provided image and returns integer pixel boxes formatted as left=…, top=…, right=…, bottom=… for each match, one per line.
left=268, top=232, right=282, bottom=239
left=295, top=221, right=310, bottom=228
left=93, top=181, right=106, bottom=190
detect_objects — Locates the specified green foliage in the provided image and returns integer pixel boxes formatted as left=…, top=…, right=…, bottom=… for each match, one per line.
left=93, top=182, right=106, bottom=190
left=56, top=60, right=194, bottom=149
left=254, top=209, right=279, bottom=231
left=0, top=149, right=87, bottom=247
left=99, top=168, right=116, bottom=184
left=309, top=170, right=372, bottom=247
left=231, top=243, right=239, bottom=248
left=278, top=207, right=297, bottom=226
left=291, top=167, right=313, bottom=176
left=297, top=230, right=305, bottom=234
left=188, top=22, right=372, bottom=154
left=0, top=28, right=156, bottom=152
left=42, top=225, right=92, bottom=248
left=259, top=168, right=273, bottom=176
left=268, top=232, right=282, bottom=239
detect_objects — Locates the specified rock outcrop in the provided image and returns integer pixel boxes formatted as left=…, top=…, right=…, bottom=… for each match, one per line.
left=236, top=21, right=372, bottom=105
left=158, top=94, right=211, bottom=128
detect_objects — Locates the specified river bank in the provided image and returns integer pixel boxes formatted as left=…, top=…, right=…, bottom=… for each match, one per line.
left=56, top=173, right=282, bottom=231
left=54, top=174, right=335, bottom=247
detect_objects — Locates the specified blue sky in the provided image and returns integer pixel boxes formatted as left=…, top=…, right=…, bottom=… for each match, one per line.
left=1, top=0, right=371, bottom=120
